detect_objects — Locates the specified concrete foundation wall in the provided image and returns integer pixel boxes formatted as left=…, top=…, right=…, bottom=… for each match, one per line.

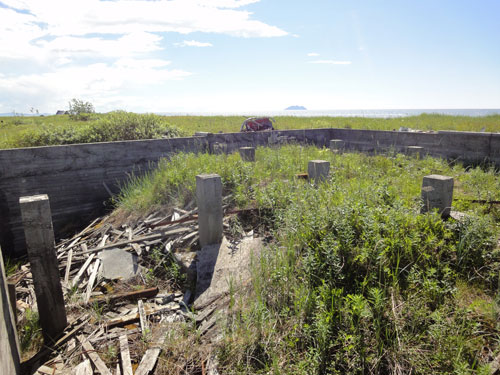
left=1, top=128, right=498, bottom=256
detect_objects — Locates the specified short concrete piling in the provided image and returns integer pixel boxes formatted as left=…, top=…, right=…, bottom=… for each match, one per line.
left=196, top=174, right=223, bottom=247
left=308, top=160, right=330, bottom=183
left=239, top=147, right=256, bottom=162
left=19, top=194, right=67, bottom=342
left=0, top=248, right=20, bottom=375
left=421, top=175, right=454, bottom=217
left=330, top=139, right=345, bottom=153
left=406, top=146, right=424, bottom=158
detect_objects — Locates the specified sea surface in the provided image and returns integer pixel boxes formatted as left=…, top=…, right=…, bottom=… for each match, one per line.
left=160, top=109, right=500, bottom=118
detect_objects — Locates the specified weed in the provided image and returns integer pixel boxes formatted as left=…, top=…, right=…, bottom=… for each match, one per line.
left=112, top=145, right=500, bottom=374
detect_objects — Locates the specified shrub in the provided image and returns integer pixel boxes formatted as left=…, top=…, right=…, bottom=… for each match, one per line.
left=14, top=111, right=186, bottom=147
left=68, top=98, right=95, bottom=121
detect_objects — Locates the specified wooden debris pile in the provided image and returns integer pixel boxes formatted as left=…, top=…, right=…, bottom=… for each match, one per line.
left=8, top=205, right=208, bottom=375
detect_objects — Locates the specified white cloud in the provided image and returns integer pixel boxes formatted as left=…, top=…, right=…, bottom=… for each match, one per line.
left=0, top=59, right=191, bottom=112
left=0, top=0, right=287, bottom=112
left=309, top=60, right=352, bottom=65
left=175, top=40, right=214, bottom=47
left=307, top=52, right=320, bottom=57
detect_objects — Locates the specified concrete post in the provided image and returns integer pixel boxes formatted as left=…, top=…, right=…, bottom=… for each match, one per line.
left=308, top=160, right=330, bottom=183
left=19, top=194, right=67, bottom=343
left=239, top=147, right=256, bottom=162
left=421, top=175, right=454, bottom=217
left=196, top=174, right=223, bottom=247
left=406, top=146, right=424, bottom=158
left=0, top=248, right=21, bottom=375
left=330, top=139, right=345, bottom=153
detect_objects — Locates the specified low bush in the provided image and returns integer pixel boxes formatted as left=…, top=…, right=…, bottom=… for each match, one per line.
left=13, top=111, right=186, bottom=147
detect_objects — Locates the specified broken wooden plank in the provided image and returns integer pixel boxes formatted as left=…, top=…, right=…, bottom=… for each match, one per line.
left=119, top=335, right=133, bottom=375
left=77, top=335, right=112, bottom=375
left=81, top=227, right=192, bottom=255
left=134, top=348, right=161, bottom=375
left=64, top=248, right=73, bottom=285
left=88, top=287, right=159, bottom=306
left=138, top=300, right=149, bottom=334
left=84, top=259, right=100, bottom=304
left=71, top=253, right=95, bottom=288
left=71, top=359, right=92, bottom=375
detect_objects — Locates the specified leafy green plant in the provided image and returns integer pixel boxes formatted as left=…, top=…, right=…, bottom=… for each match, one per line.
left=68, top=98, right=95, bottom=121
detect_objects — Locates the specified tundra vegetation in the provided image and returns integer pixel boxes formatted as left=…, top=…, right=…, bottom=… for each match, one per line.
left=0, top=113, right=499, bottom=149
left=114, top=145, right=500, bottom=374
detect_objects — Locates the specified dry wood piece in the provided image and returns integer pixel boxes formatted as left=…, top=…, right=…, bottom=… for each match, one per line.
left=71, top=359, right=92, bottom=375
left=71, top=253, right=95, bottom=288
left=84, top=259, right=100, bottom=304
left=35, top=364, right=62, bottom=374
left=135, top=347, right=161, bottom=375
left=88, top=287, right=159, bottom=305
left=64, top=248, right=73, bottom=285
left=138, top=299, right=149, bottom=333
left=119, top=335, right=133, bottom=375
left=77, top=335, right=112, bottom=375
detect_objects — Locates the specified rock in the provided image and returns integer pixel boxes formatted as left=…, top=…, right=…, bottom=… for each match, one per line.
left=99, top=248, right=138, bottom=281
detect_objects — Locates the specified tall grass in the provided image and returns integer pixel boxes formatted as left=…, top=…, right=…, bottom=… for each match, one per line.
left=116, top=146, right=500, bottom=374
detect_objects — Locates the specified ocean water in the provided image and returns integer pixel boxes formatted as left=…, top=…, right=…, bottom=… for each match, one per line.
left=160, top=109, right=500, bottom=118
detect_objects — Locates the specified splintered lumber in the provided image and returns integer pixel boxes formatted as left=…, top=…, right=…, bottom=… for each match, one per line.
left=88, top=287, right=159, bottom=305
left=81, top=227, right=192, bottom=255
left=64, top=248, right=73, bottom=285
left=135, top=348, right=161, bottom=375
left=119, top=335, right=133, bottom=375
left=71, top=359, right=92, bottom=375
left=77, top=335, right=112, bottom=375
left=138, top=300, right=149, bottom=333
left=84, top=259, right=100, bottom=304
left=71, top=253, right=95, bottom=288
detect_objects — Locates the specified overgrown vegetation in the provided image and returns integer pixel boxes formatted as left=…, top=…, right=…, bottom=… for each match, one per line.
left=115, top=145, right=500, bottom=374
left=68, top=98, right=95, bottom=121
left=3, top=111, right=186, bottom=147
left=1, top=113, right=498, bottom=149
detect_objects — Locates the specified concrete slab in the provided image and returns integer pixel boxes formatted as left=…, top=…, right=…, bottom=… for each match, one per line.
left=99, top=248, right=139, bottom=281
left=194, top=236, right=262, bottom=310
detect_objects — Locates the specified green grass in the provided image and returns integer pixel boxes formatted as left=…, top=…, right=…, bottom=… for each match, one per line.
left=1, top=113, right=499, bottom=149
left=115, top=145, right=500, bottom=374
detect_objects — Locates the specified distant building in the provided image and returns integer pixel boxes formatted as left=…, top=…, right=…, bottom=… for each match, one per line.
left=55, top=110, right=68, bottom=115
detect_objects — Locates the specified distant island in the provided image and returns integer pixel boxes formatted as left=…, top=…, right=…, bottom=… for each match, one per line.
left=285, top=105, right=307, bottom=110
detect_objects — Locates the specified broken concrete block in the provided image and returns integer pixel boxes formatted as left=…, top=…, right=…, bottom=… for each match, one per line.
left=308, top=160, right=330, bottom=183
left=99, top=248, right=139, bottom=281
left=421, top=175, right=454, bottom=218
left=194, top=236, right=262, bottom=310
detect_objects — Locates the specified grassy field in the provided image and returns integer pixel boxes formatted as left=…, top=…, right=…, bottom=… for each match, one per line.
left=114, top=145, right=500, bottom=374
left=1, top=113, right=499, bottom=149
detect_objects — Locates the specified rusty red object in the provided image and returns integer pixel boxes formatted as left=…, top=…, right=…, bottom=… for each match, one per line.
left=240, top=117, right=275, bottom=132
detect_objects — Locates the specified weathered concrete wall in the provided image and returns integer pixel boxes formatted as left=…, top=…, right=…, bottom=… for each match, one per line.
left=0, top=137, right=207, bottom=256
left=1, top=128, right=498, bottom=256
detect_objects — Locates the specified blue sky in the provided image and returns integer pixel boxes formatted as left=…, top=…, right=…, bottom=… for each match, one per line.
left=0, top=0, right=499, bottom=113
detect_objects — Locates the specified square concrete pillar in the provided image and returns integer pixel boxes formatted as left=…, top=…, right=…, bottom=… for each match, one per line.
left=308, top=160, right=330, bottom=183
left=406, top=146, right=424, bottom=158
left=196, top=174, right=223, bottom=247
left=239, top=147, right=256, bottom=162
left=19, top=194, right=67, bottom=343
left=421, top=175, right=454, bottom=217
left=330, top=139, right=345, bottom=153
